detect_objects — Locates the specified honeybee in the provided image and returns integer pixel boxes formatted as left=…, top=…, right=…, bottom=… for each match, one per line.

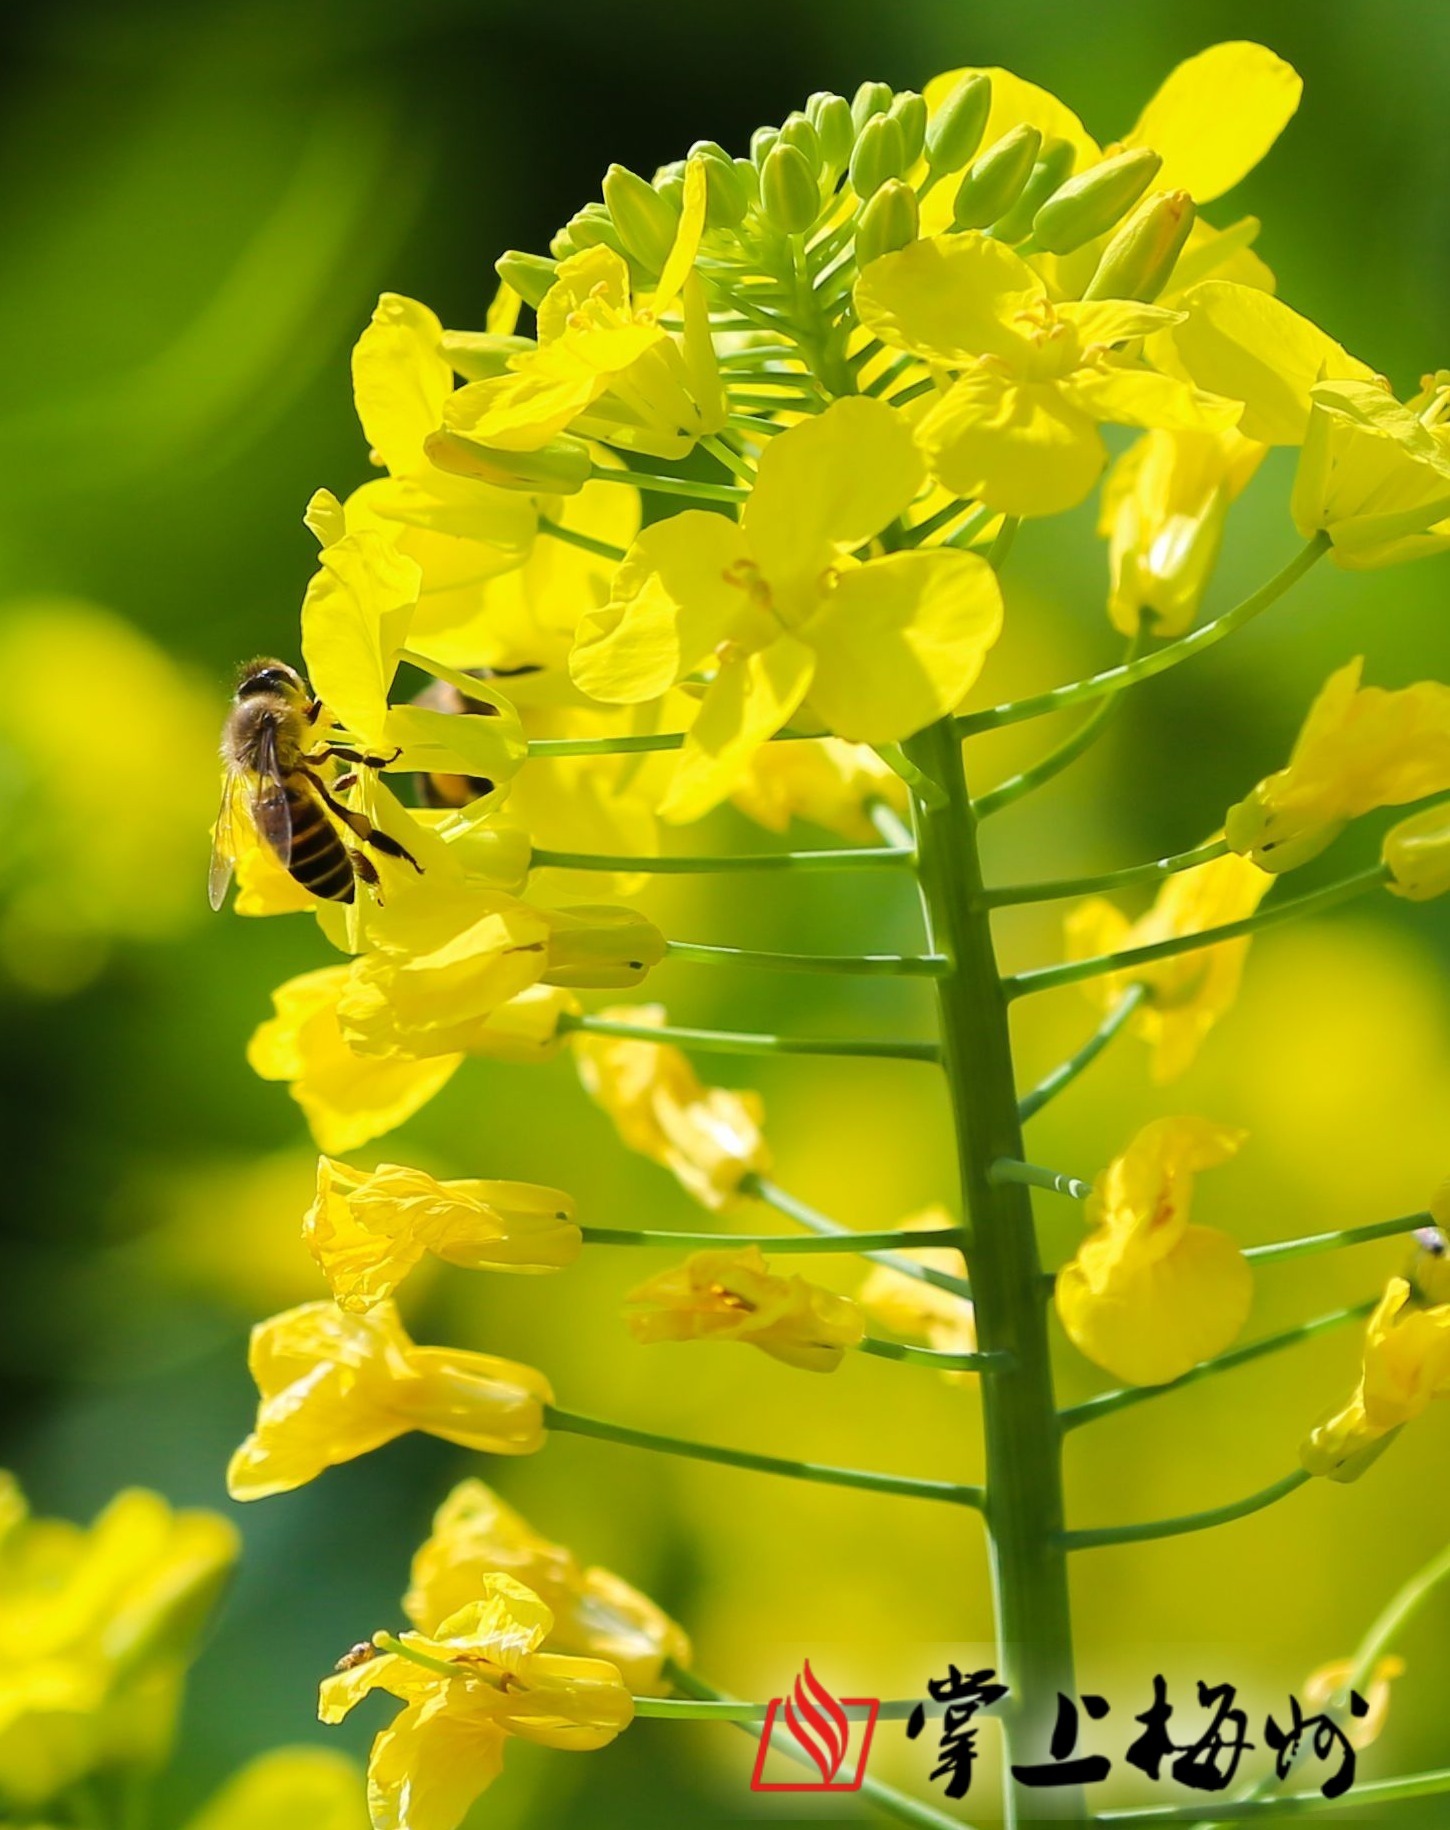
left=209, top=658, right=420, bottom=909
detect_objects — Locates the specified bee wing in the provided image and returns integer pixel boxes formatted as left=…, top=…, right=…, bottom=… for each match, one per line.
left=208, top=769, right=246, bottom=911
left=249, top=720, right=295, bottom=867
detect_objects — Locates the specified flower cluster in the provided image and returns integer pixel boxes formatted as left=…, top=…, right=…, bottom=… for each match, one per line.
left=204, top=40, right=1450, bottom=1830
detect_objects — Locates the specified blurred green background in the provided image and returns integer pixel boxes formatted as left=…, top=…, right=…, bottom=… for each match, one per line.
left=2, top=0, right=1449, bottom=1823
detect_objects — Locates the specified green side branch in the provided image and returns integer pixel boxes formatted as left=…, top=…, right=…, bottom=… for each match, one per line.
left=956, top=536, right=1330, bottom=739
left=544, top=1405, right=984, bottom=1509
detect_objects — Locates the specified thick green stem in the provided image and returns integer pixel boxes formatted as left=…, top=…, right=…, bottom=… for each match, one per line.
left=905, top=717, right=1080, bottom=1825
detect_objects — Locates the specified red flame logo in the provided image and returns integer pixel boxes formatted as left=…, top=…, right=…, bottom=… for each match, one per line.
left=781, top=1660, right=851, bottom=1784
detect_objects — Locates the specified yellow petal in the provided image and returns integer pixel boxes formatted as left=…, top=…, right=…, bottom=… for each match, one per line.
left=366, top=1702, right=506, bottom=1830
left=1170, top=282, right=1374, bottom=444
left=803, top=549, right=1003, bottom=743
left=652, top=159, right=708, bottom=313
left=379, top=702, right=526, bottom=785
left=660, top=638, right=816, bottom=823
left=352, top=294, right=452, bottom=479
left=854, top=233, right=1044, bottom=367
left=1056, top=1222, right=1252, bottom=1385
left=247, top=966, right=462, bottom=1153
left=300, top=531, right=420, bottom=745
left=1126, top=43, right=1302, bottom=203
left=918, top=369, right=1105, bottom=517
left=570, top=510, right=750, bottom=703
left=1066, top=364, right=1241, bottom=435
left=744, top=396, right=923, bottom=619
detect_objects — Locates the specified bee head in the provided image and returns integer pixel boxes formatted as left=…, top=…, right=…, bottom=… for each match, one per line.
left=236, top=658, right=308, bottom=704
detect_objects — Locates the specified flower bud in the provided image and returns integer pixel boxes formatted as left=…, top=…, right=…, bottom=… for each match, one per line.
left=990, top=135, right=1076, bottom=242
left=439, top=331, right=535, bottom=382
left=653, top=161, right=687, bottom=212
left=690, top=143, right=748, bottom=228
left=1083, top=189, right=1196, bottom=302
left=1223, top=782, right=1343, bottom=873
left=779, top=110, right=822, bottom=175
left=854, top=177, right=919, bottom=268
left=851, top=80, right=894, bottom=135
left=809, top=92, right=854, bottom=169
left=493, top=251, right=557, bottom=310
left=761, top=142, right=819, bottom=234
left=425, top=428, right=591, bottom=495
left=602, top=162, right=679, bottom=274
left=952, top=124, right=1041, bottom=230
left=1384, top=803, right=1450, bottom=902
left=925, top=71, right=992, bottom=175
left=543, top=905, right=668, bottom=989
left=750, top=124, right=779, bottom=167
left=888, top=90, right=927, bottom=166
left=1032, top=146, right=1163, bottom=255
left=733, top=156, right=761, bottom=208
left=563, top=202, right=626, bottom=255
left=850, top=112, right=905, bottom=200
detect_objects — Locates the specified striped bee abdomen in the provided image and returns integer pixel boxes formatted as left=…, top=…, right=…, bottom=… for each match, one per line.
left=278, top=783, right=354, bottom=903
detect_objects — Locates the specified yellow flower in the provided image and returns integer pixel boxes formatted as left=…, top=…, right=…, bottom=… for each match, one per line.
left=625, top=1246, right=864, bottom=1372
left=730, top=737, right=910, bottom=842
left=227, top=1301, right=553, bottom=1500
left=304, top=1157, right=581, bottom=1311
left=320, top=1576, right=633, bottom=1830
left=855, top=234, right=1237, bottom=516
left=437, top=164, right=723, bottom=466
left=1225, top=658, right=1450, bottom=871
left=248, top=966, right=465, bottom=1154
left=1168, top=281, right=1375, bottom=444
left=407, top=475, right=639, bottom=673
left=573, top=1005, right=769, bottom=1208
left=1301, top=1277, right=1450, bottom=1481
left=1099, top=426, right=1265, bottom=636
left=403, top=1480, right=690, bottom=1694
left=0, top=1478, right=238, bottom=1807
left=570, top=395, right=1004, bottom=818
left=334, top=292, right=539, bottom=647
left=299, top=522, right=526, bottom=788
left=1055, top=1117, right=1251, bottom=1386
left=856, top=1207, right=976, bottom=1385
left=337, top=896, right=663, bottom=1060
left=183, top=1748, right=368, bottom=1830
left=1303, top=1656, right=1405, bottom=1751
left=249, top=970, right=580, bottom=1152
left=1291, top=378, right=1450, bottom=568
left=1064, top=849, right=1273, bottom=1081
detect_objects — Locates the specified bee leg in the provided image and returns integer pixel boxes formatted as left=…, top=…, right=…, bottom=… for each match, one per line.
left=332, top=772, right=357, bottom=792
left=349, top=849, right=384, bottom=903
left=302, top=769, right=425, bottom=874
left=307, top=743, right=404, bottom=770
